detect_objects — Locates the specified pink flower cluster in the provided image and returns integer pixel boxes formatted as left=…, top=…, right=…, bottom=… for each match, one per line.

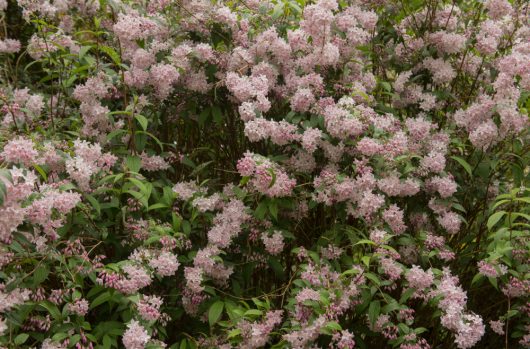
left=237, top=152, right=296, bottom=198
left=434, top=269, right=485, bottom=349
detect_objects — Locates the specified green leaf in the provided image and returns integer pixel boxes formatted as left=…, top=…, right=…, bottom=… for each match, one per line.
left=400, top=288, right=415, bottom=303
left=33, top=164, right=48, bottom=182
left=126, top=189, right=150, bottom=208
left=355, top=239, right=375, bottom=246
left=488, top=277, right=499, bottom=290
left=135, top=114, right=148, bottom=131
left=361, top=256, right=371, bottom=268
left=84, top=193, right=101, bottom=214
left=364, top=272, right=381, bottom=286
left=102, top=335, right=112, bottom=349
left=368, top=300, right=381, bottom=326
left=451, top=156, right=473, bottom=177
left=199, top=108, right=210, bottom=126
left=52, top=333, right=69, bottom=342
left=380, top=81, right=392, bottom=92
left=208, top=301, right=224, bottom=326
left=268, top=257, right=285, bottom=280
left=0, top=170, right=9, bottom=206
left=267, top=168, right=277, bottom=188
left=227, top=328, right=242, bottom=339
left=99, top=45, right=121, bottom=65
left=40, top=301, right=62, bottom=320
left=33, top=265, right=50, bottom=285
left=79, top=45, right=92, bottom=60
left=487, top=211, right=506, bottom=231
left=128, top=177, right=148, bottom=194
left=107, top=128, right=128, bottom=139
left=190, top=161, right=213, bottom=177
left=90, top=291, right=111, bottom=309
left=325, top=321, right=342, bottom=331
left=272, top=2, right=284, bottom=19
left=126, top=155, right=142, bottom=173
left=181, top=157, right=196, bottom=169
left=244, top=309, right=263, bottom=317
left=182, top=220, right=191, bottom=235
left=211, top=106, right=222, bottom=124
left=288, top=1, right=302, bottom=14
left=255, top=201, right=268, bottom=220
left=471, top=273, right=484, bottom=286
left=14, top=333, right=29, bottom=345
left=268, top=200, right=278, bottom=220
left=148, top=203, right=169, bottom=211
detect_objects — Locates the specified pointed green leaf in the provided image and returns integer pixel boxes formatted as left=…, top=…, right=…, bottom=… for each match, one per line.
left=208, top=301, right=224, bottom=326
left=487, top=211, right=506, bottom=231
left=451, top=156, right=473, bottom=177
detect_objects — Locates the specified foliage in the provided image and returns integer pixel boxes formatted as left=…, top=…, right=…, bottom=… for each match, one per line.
left=0, top=0, right=528, bottom=348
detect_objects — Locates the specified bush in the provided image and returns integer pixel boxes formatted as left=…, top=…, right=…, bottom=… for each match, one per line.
left=0, top=0, right=528, bottom=348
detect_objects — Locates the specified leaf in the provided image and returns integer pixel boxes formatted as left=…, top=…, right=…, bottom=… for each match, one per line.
left=488, top=277, right=499, bottom=290
left=227, top=328, right=242, bottom=339
left=128, top=177, right=148, bottom=194
left=364, top=272, right=381, bottom=286
left=148, top=203, right=169, bottom=211
left=107, top=129, right=128, bottom=142
left=487, top=211, right=506, bottom=231
left=33, top=164, right=48, bottom=181
left=268, top=257, right=285, bottom=280
left=127, top=189, right=150, bottom=208
left=255, top=201, right=268, bottom=220
left=267, top=168, right=277, bottom=189
left=33, top=265, right=49, bottom=285
left=380, top=81, right=392, bottom=92
left=102, top=335, right=112, bottom=349
left=136, top=130, right=164, bottom=151
left=99, top=45, right=121, bottom=65
left=90, top=291, right=111, bottom=309
left=451, top=156, right=473, bottom=177
left=325, top=321, right=342, bottom=331
left=492, top=199, right=510, bottom=210
left=14, top=333, right=29, bottom=345
left=78, top=45, right=92, bottom=60
left=288, top=1, right=302, bottom=14
left=368, top=300, right=381, bottom=326
left=208, top=301, right=224, bottom=326
left=126, top=155, right=142, bottom=173
left=0, top=171, right=8, bottom=206
left=513, top=212, right=530, bottom=221
left=182, top=220, right=191, bottom=235
left=84, top=193, right=101, bottom=215
left=244, top=309, right=263, bottom=317
left=199, top=108, right=210, bottom=126
left=40, top=301, right=62, bottom=320
left=181, top=157, right=196, bottom=169
left=355, top=239, right=375, bottom=246
left=268, top=200, right=278, bottom=220
left=361, top=256, right=371, bottom=268
left=272, top=2, right=284, bottom=19
left=471, top=273, right=484, bottom=286
left=190, top=161, right=213, bottom=177
left=211, top=106, right=222, bottom=124
left=400, top=288, right=415, bottom=303
left=52, top=333, right=69, bottom=342
left=135, top=114, right=148, bottom=131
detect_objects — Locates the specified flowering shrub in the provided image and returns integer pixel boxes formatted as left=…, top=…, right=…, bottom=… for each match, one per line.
left=0, top=0, right=529, bottom=348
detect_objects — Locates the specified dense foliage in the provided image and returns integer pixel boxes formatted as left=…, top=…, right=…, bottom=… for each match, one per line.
left=0, top=0, right=529, bottom=348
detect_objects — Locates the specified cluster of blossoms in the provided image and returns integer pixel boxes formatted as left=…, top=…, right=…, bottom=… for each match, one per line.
left=0, top=0, right=528, bottom=348
left=237, top=152, right=296, bottom=198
